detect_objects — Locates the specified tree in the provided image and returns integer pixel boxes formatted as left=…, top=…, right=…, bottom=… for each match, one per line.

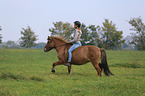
left=49, top=20, right=125, bottom=49
left=122, top=36, right=134, bottom=50
left=0, top=26, right=2, bottom=44
left=88, top=25, right=101, bottom=46
left=128, top=16, right=145, bottom=50
left=49, top=22, right=93, bottom=45
left=49, top=21, right=75, bottom=40
left=100, top=19, right=125, bottom=50
left=81, top=23, right=91, bottom=45
left=19, top=26, right=38, bottom=48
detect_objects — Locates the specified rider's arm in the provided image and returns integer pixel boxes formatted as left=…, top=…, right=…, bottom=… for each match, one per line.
left=70, top=30, right=81, bottom=43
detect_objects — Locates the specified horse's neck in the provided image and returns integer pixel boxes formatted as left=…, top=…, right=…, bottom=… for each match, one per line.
left=54, top=40, right=67, bottom=53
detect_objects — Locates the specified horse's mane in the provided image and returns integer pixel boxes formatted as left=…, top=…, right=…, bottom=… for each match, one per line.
left=52, top=36, right=68, bottom=43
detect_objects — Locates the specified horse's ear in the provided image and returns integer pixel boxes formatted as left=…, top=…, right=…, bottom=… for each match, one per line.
left=47, top=36, right=49, bottom=40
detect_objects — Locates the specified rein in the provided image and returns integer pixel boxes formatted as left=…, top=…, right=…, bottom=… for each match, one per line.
left=48, top=37, right=71, bottom=48
left=54, top=43, right=67, bottom=48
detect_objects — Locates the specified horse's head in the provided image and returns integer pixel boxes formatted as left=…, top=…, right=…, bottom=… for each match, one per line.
left=44, top=36, right=55, bottom=52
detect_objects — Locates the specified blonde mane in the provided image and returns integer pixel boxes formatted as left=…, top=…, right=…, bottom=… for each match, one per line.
left=52, top=36, right=68, bottom=43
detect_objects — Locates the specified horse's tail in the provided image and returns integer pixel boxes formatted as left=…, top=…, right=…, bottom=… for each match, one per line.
left=100, top=48, right=114, bottom=76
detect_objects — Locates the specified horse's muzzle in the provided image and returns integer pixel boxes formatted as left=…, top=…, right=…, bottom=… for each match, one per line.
left=44, top=48, right=49, bottom=52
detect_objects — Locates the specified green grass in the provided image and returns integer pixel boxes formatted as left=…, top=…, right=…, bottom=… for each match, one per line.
left=0, top=49, right=145, bottom=96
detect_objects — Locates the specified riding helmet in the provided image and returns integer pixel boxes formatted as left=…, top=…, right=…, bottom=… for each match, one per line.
left=74, top=21, right=81, bottom=28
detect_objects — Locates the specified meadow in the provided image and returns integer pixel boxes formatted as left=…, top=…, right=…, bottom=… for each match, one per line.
left=0, top=49, right=145, bottom=96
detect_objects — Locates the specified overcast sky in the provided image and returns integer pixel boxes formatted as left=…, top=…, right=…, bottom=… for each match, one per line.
left=0, top=0, right=145, bottom=43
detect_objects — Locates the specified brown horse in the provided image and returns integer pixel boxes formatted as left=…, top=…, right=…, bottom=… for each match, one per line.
left=44, top=36, right=113, bottom=76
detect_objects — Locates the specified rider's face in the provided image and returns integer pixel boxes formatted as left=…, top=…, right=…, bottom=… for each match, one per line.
left=74, top=24, right=78, bottom=29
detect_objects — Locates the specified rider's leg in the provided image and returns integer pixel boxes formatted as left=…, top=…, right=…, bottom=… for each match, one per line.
left=68, top=43, right=81, bottom=62
left=64, top=42, right=81, bottom=66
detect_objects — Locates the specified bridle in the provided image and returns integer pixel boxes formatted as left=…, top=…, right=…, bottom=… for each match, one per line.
left=47, top=37, right=54, bottom=47
left=45, top=37, right=54, bottom=51
left=46, top=37, right=70, bottom=50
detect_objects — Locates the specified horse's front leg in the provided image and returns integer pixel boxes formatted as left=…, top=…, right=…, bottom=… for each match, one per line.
left=52, top=60, right=64, bottom=73
left=68, top=65, right=72, bottom=74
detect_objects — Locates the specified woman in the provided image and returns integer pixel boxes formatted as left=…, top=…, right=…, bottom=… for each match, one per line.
left=64, top=21, right=82, bottom=66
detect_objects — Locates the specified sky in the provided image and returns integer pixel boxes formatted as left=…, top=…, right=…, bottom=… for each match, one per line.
left=0, top=0, right=145, bottom=43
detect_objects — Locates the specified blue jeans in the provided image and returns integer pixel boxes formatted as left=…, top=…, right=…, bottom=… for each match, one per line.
left=68, top=41, right=82, bottom=62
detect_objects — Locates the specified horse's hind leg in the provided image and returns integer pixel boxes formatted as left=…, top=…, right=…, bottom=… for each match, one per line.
left=91, top=59, right=101, bottom=76
left=99, top=63, right=103, bottom=76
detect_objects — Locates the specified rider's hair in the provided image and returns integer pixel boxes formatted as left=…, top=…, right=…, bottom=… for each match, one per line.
left=74, top=21, right=81, bottom=28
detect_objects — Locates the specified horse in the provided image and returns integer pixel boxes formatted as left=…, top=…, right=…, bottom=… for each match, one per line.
left=44, top=36, right=113, bottom=76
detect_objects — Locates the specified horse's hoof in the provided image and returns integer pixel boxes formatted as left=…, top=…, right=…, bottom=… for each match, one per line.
left=52, top=70, right=55, bottom=73
left=68, top=72, right=72, bottom=74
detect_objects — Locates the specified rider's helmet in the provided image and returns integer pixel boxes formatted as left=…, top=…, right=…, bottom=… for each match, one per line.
left=74, top=21, right=81, bottom=28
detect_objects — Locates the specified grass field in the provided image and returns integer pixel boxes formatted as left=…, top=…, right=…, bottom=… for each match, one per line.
left=0, top=49, right=145, bottom=96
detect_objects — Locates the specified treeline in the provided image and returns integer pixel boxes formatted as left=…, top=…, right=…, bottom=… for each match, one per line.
left=0, top=41, right=46, bottom=49
left=49, top=19, right=124, bottom=50
left=0, top=17, right=145, bottom=50
left=0, top=36, right=134, bottom=50
left=49, top=17, right=145, bottom=50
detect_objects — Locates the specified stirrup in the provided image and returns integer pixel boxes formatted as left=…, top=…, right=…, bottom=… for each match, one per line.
left=64, top=63, right=71, bottom=66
